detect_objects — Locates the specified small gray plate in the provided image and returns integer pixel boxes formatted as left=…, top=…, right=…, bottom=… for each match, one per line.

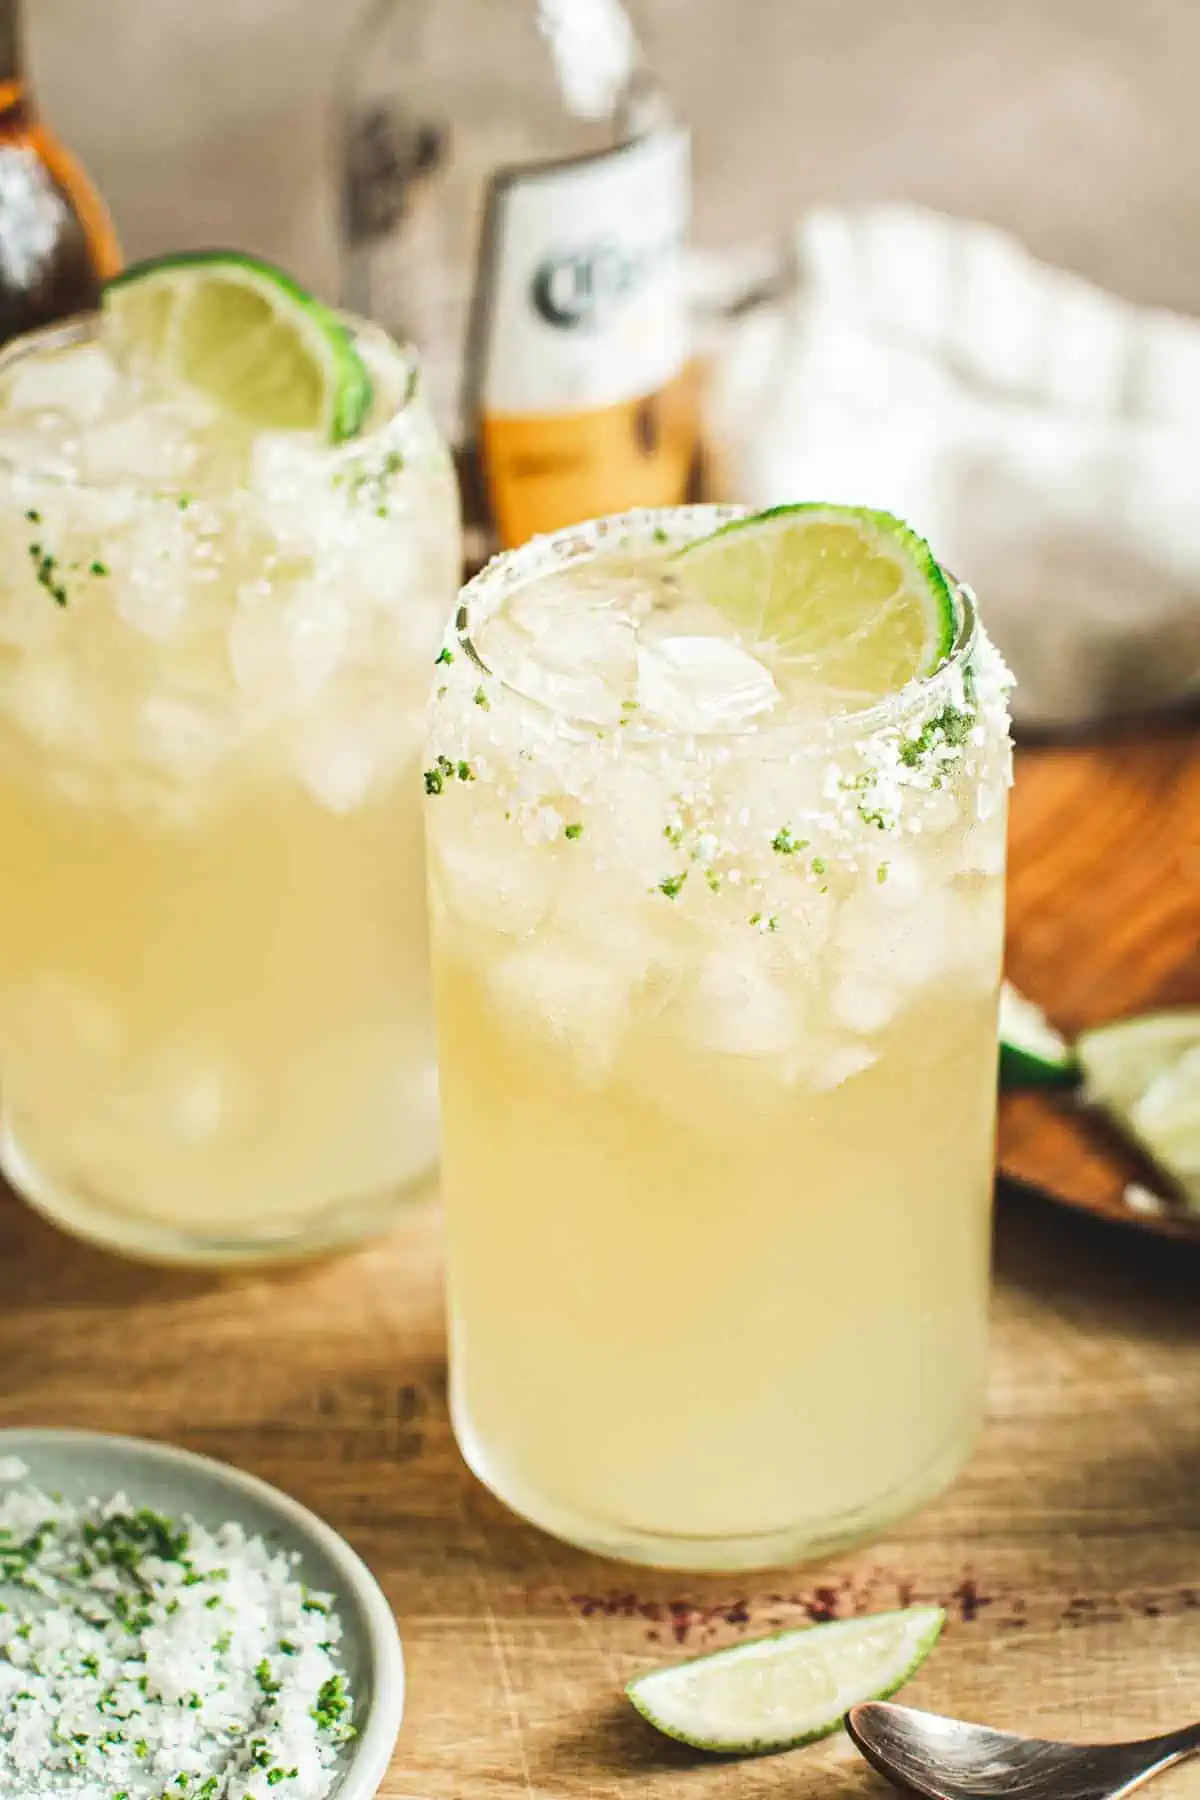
left=0, top=1428, right=405, bottom=1800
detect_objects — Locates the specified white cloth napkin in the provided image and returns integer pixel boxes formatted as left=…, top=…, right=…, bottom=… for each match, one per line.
left=702, top=205, right=1200, bottom=730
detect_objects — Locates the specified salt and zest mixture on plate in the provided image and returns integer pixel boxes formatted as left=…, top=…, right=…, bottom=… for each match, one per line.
left=0, top=1463, right=354, bottom=1800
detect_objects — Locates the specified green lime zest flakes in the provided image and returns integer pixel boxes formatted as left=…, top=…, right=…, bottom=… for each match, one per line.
left=27, top=540, right=69, bottom=606
left=344, top=445, right=405, bottom=509
left=434, top=645, right=454, bottom=666
left=877, top=861, right=890, bottom=884
left=704, top=868, right=722, bottom=893
left=857, top=801, right=895, bottom=831
left=656, top=872, right=688, bottom=900
left=473, top=686, right=490, bottom=711
left=564, top=822, right=584, bottom=840
left=771, top=827, right=809, bottom=856
left=23, top=508, right=40, bottom=524
left=423, top=754, right=475, bottom=796
left=312, top=1673, right=353, bottom=1737
left=749, top=912, right=779, bottom=933
left=899, top=701, right=974, bottom=768
left=254, top=1657, right=281, bottom=1697
left=0, top=1521, right=53, bottom=1578
left=652, top=525, right=670, bottom=544
left=90, top=559, right=110, bottom=577
left=81, top=1508, right=190, bottom=1571
left=663, top=821, right=684, bottom=847
left=811, top=856, right=827, bottom=877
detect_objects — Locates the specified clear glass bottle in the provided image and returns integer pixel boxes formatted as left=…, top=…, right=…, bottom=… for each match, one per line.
left=338, top=0, right=695, bottom=558
left=0, top=0, right=120, bottom=344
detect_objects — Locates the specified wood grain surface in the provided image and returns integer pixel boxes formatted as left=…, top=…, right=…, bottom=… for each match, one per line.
left=1001, top=724, right=1200, bottom=1238
left=2, top=727, right=1199, bottom=1798
left=1, top=1175, right=1198, bottom=1800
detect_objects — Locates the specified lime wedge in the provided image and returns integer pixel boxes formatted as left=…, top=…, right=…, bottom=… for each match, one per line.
left=1078, top=1011, right=1200, bottom=1211
left=1078, top=1012, right=1200, bottom=1117
left=674, top=506, right=956, bottom=703
left=626, top=1605, right=945, bottom=1756
left=103, top=251, right=372, bottom=441
left=999, top=982, right=1077, bottom=1088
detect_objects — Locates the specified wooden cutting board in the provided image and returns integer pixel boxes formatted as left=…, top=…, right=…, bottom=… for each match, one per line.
left=1, top=730, right=1198, bottom=1800
left=1, top=1182, right=1198, bottom=1800
left=1000, top=721, right=1200, bottom=1239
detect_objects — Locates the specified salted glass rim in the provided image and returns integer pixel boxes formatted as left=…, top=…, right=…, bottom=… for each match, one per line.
left=454, top=504, right=981, bottom=749
left=0, top=309, right=422, bottom=504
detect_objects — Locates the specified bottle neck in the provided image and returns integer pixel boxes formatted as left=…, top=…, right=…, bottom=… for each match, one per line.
left=0, top=0, right=23, bottom=89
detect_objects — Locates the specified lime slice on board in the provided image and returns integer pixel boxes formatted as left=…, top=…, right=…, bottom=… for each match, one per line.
left=1078, top=1011, right=1200, bottom=1211
left=626, top=1605, right=945, bottom=1756
left=103, top=252, right=372, bottom=441
left=674, top=506, right=957, bottom=704
left=998, top=982, right=1077, bottom=1087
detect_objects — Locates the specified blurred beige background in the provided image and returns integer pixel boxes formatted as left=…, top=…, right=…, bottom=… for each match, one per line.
left=29, top=0, right=1200, bottom=314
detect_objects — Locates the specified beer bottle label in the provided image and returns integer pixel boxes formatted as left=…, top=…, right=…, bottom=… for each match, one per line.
left=464, top=128, right=693, bottom=548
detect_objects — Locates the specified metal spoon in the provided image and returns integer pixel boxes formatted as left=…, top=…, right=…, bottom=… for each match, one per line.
left=846, top=1701, right=1200, bottom=1800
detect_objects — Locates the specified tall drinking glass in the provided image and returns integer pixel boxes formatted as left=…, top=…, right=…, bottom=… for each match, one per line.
left=0, top=315, right=460, bottom=1263
left=425, top=506, right=1012, bottom=1570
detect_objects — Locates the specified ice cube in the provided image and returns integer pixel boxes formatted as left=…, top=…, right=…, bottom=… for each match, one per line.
left=251, top=432, right=351, bottom=557
left=678, top=941, right=797, bottom=1059
left=636, top=636, right=778, bottom=731
left=295, top=714, right=384, bottom=813
left=79, top=408, right=198, bottom=487
left=7, top=659, right=92, bottom=751
left=433, top=825, right=553, bottom=939
left=1, top=341, right=121, bottom=421
left=478, top=592, right=638, bottom=725
left=486, top=939, right=630, bottom=1085
left=809, top=1041, right=878, bottom=1091
left=829, top=971, right=903, bottom=1035
left=958, top=816, right=1007, bottom=877
left=230, top=582, right=350, bottom=712
left=97, top=1047, right=255, bottom=1151
left=114, top=568, right=191, bottom=641
left=168, top=1065, right=242, bottom=1145
left=577, top=758, right=679, bottom=878
left=135, top=691, right=238, bottom=785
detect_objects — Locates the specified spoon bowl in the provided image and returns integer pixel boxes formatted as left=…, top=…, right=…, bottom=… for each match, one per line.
left=846, top=1702, right=1200, bottom=1800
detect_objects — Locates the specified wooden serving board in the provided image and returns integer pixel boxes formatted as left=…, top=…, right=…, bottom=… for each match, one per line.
left=1000, top=721, right=1200, bottom=1240
left=1, top=1182, right=1198, bottom=1800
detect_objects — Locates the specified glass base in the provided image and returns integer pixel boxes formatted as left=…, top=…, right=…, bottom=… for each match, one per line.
left=1, top=1121, right=436, bottom=1268
left=452, top=1395, right=978, bottom=1572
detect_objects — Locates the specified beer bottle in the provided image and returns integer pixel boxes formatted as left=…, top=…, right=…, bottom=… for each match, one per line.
left=0, top=0, right=121, bottom=346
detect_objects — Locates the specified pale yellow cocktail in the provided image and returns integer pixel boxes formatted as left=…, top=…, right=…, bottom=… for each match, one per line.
left=426, top=505, right=1012, bottom=1570
left=0, top=311, right=460, bottom=1261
